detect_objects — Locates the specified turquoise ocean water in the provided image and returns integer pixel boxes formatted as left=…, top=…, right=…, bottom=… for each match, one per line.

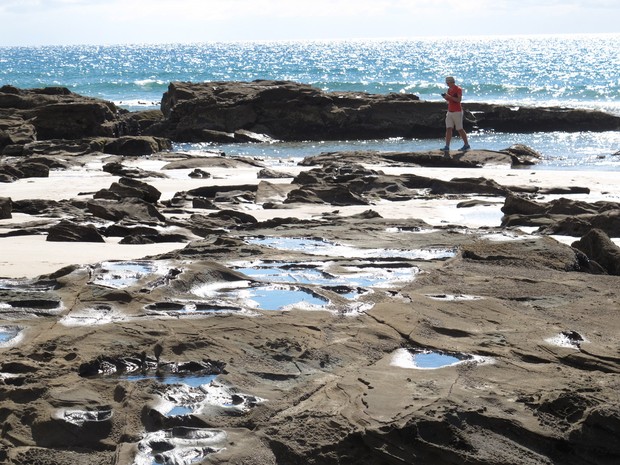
left=1, top=34, right=619, bottom=170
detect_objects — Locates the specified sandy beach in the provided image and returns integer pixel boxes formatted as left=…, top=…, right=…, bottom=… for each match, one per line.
left=2, top=156, right=619, bottom=278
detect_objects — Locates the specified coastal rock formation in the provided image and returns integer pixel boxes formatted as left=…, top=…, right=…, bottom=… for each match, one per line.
left=2, top=83, right=619, bottom=157
left=0, top=85, right=118, bottom=143
left=147, top=80, right=620, bottom=142
left=1, top=85, right=620, bottom=465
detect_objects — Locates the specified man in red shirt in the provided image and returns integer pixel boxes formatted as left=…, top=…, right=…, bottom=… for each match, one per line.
left=441, top=76, right=470, bottom=152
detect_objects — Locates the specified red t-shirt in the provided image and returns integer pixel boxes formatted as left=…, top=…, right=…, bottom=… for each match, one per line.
left=447, top=85, right=463, bottom=112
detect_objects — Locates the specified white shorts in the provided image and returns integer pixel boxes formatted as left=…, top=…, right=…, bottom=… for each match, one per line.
left=445, top=111, right=464, bottom=131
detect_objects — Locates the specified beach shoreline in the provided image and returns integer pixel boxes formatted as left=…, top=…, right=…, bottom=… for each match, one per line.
left=2, top=157, right=620, bottom=279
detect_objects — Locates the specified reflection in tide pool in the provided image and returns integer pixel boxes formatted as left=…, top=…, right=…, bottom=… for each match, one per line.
left=413, top=351, right=462, bottom=368
left=167, top=405, right=194, bottom=416
left=119, top=372, right=218, bottom=388
left=91, top=260, right=166, bottom=288
left=246, top=236, right=455, bottom=260
left=133, top=428, right=226, bottom=465
left=391, top=348, right=494, bottom=370
left=0, top=325, right=21, bottom=346
left=233, top=260, right=419, bottom=290
left=224, top=285, right=329, bottom=311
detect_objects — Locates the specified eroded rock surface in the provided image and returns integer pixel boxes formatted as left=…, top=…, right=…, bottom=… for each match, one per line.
left=1, top=147, right=619, bottom=465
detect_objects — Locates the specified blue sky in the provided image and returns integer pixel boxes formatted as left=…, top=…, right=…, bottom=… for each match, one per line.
left=0, top=0, right=618, bottom=46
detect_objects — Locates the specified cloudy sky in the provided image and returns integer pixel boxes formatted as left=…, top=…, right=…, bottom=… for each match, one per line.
left=0, top=0, right=618, bottom=46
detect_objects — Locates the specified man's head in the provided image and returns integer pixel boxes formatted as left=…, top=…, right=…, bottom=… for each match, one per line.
left=445, top=76, right=455, bottom=85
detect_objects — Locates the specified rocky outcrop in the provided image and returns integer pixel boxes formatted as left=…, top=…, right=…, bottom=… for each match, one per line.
left=502, top=195, right=620, bottom=236
left=146, top=80, right=620, bottom=142
left=0, top=86, right=169, bottom=160
left=3, top=83, right=620, bottom=154
left=283, top=160, right=589, bottom=205
left=0, top=85, right=117, bottom=143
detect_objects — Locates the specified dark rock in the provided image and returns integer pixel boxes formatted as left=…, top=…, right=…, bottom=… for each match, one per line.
left=47, top=220, right=105, bottom=242
left=0, top=116, right=36, bottom=152
left=146, top=80, right=620, bottom=143
left=285, top=186, right=370, bottom=205
left=0, top=172, right=17, bottom=183
left=95, top=177, right=162, bottom=203
left=162, top=156, right=262, bottom=170
left=257, top=168, right=294, bottom=179
left=430, top=177, right=509, bottom=196
left=87, top=198, right=166, bottom=223
left=502, top=196, right=620, bottom=237
left=192, top=197, right=218, bottom=209
left=116, top=109, right=164, bottom=135
left=233, top=128, right=277, bottom=143
left=103, top=136, right=171, bottom=156
left=32, top=102, right=117, bottom=139
left=502, top=195, right=548, bottom=216
left=0, top=161, right=49, bottom=181
left=186, top=184, right=258, bottom=200
left=0, top=197, right=11, bottom=219
left=11, top=198, right=87, bottom=218
left=209, top=209, right=258, bottom=225
left=188, top=168, right=210, bottom=179
left=500, top=144, right=543, bottom=165
left=119, top=235, right=156, bottom=244
left=300, top=148, right=532, bottom=169
left=119, top=233, right=188, bottom=244
left=100, top=224, right=161, bottom=237
left=13, top=161, right=49, bottom=178
left=572, top=229, right=620, bottom=275
left=20, top=138, right=107, bottom=156
left=460, top=236, right=583, bottom=272
left=465, top=102, right=620, bottom=132
left=102, top=161, right=166, bottom=179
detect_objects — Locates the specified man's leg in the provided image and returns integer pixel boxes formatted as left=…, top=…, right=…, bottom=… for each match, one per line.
left=458, top=129, right=469, bottom=146
left=445, top=127, right=453, bottom=147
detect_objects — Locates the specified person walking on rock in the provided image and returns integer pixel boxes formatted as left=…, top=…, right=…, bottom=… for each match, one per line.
left=441, top=76, right=470, bottom=152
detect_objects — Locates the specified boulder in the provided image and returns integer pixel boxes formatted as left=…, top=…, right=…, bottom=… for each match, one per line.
left=13, top=161, right=50, bottom=178
left=95, top=177, right=162, bottom=203
left=103, top=136, right=171, bottom=156
left=47, top=220, right=105, bottom=242
left=572, top=229, right=620, bottom=275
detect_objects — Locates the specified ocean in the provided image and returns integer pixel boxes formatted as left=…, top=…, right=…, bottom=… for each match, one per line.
left=1, top=34, right=619, bottom=170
